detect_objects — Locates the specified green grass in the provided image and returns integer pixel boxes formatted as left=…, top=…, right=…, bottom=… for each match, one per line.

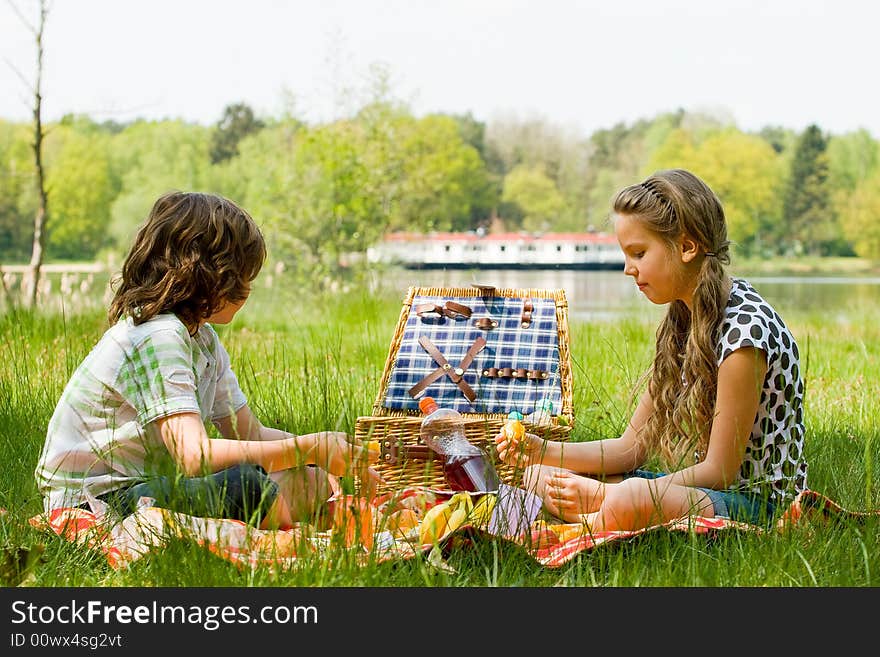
left=1, top=280, right=878, bottom=587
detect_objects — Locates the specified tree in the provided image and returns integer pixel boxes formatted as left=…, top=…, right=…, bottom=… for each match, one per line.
left=107, top=120, right=212, bottom=252
left=827, top=129, right=879, bottom=256
left=757, top=125, right=796, bottom=155
left=389, top=114, right=494, bottom=233
left=485, top=115, right=594, bottom=231
left=45, top=126, right=113, bottom=259
left=237, top=119, right=383, bottom=282
left=209, top=102, right=264, bottom=164
left=449, top=112, right=502, bottom=227
left=782, top=124, right=837, bottom=255
left=501, top=165, right=565, bottom=232
left=842, top=170, right=880, bottom=259
left=827, top=128, right=879, bottom=193
left=452, top=112, right=502, bottom=170
left=0, top=120, right=34, bottom=261
left=650, top=127, right=784, bottom=255
left=7, top=0, right=50, bottom=307
left=582, top=111, right=686, bottom=228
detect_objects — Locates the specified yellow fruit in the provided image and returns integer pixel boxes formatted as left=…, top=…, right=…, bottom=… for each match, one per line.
left=386, top=508, right=419, bottom=534
left=443, top=507, right=469, bottom=537
left=549, top=523, right=587, bottom=543
left=419, top=501, right=453, bottom=545
left=450, top=491, right=473, bottom=513
left=469, top=494, right=497, bottom=528
left=503, top=418, right=525, bottom=442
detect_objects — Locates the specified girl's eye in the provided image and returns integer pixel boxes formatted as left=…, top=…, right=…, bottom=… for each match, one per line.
left=633, top=251, right=645, bottom=259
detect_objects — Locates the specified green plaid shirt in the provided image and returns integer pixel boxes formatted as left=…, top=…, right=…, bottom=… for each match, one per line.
left=35, top=313, right=247, bottom=511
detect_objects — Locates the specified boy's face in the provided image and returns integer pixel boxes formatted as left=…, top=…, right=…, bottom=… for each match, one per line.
left=205, top=286, right=251, bottom=325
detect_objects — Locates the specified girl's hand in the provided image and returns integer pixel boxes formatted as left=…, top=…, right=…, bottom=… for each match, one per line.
left=494, top=430, right=541, bottom=468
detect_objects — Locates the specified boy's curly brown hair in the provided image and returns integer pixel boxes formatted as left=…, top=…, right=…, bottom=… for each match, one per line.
left=108, top=191, right=266, bottom=332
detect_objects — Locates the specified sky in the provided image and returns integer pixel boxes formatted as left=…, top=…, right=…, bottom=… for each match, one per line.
left=1, top=0, right=878, bottom=139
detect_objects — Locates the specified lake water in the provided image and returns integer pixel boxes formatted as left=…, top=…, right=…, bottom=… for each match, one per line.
left=370, top=268, right=880, bottom=321
left=3, top=265, right=877, bottom=322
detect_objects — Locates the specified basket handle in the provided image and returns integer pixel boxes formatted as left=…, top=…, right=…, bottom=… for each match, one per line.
left=415, top=301, right=473, bottom=320
left=473, top=317, right=498, bottom=330
left=521, top=299, right=534, bottom=328
left=377, top=439, right=442, bottom=466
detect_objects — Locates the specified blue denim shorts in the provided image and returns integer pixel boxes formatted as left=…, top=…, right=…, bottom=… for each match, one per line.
left=624, top=469, right=776, bottom=526
left=93, top=464, right=279, bottom=524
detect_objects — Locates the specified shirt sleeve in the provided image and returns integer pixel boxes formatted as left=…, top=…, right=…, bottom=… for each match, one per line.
left=210, top=338, right=248, bottom=421
left=718, top=311, right=773, bottom=365
left=117, top=327, right=202, bottom=425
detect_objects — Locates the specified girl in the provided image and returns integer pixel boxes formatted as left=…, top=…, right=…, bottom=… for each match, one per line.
left=495, top=169, right=808, bottom=531
left=35, top=191, right=378, bottom=529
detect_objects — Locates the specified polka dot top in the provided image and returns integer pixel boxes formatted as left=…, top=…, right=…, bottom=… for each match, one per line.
left=718, top=278, right=808, bottom=504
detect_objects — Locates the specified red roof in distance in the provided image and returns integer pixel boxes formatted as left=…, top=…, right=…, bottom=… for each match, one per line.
left=382, top=231, right=618, bottom=244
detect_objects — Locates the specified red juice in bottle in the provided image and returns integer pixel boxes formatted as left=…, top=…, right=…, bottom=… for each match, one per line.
left=418, top=396, right=500, bottom=493
left=442, top=451, right=500, bottom=493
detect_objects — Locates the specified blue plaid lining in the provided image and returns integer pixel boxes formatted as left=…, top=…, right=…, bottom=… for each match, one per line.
left=384, top=295, right=562, bottom=415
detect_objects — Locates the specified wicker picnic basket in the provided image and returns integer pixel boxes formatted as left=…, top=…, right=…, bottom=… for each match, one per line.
left=355, top=284, right=574, bottom=492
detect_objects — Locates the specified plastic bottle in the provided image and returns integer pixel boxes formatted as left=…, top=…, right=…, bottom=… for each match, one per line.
left=524, top=397, right=554, bottom=427
left=418, top=396, right=500, bottom=493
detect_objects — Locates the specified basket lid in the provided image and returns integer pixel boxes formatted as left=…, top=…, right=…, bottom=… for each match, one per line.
left=371, top=286, right=574, bottom=422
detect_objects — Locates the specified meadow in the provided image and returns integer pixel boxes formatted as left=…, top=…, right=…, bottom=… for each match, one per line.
left=0, top=269, right=878, bottom=587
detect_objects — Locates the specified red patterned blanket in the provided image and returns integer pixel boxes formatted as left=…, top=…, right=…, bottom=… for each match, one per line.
left=28, top=488, right=878, bottom=571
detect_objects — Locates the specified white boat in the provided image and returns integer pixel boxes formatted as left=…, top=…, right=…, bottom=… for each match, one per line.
left=367, top=231, right=625, bottom=270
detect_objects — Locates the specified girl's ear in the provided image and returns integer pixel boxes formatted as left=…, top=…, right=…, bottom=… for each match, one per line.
left=680, top=236, right=699, bottom=263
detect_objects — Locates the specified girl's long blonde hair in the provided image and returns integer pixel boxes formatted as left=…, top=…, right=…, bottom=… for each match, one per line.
left=612, top=169, right=731, bottom=468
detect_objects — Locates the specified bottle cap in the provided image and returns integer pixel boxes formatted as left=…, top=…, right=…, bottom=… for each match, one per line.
left=536, top=397, right=554, bottom=411
left=507, top=410, right=524, bottom=420
left=418, top=396, right=439, bottom=415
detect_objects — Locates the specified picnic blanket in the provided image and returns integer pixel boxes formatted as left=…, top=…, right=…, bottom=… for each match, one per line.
left=27, top=488, right=879, bottom=571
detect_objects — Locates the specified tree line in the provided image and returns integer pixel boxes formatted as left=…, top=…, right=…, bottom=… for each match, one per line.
left=1, top=99, right=878, bottom=285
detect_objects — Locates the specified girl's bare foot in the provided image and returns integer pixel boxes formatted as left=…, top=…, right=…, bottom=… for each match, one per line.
left=546, top=470, right=603, bottom=523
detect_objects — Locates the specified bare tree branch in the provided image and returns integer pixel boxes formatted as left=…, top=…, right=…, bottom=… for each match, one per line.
left=2, top=55, right=32, bottom=89
left=6, top=0, right=36, bottom=34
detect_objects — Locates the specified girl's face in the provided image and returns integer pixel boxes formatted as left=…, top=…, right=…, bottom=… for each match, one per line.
left=614, top=213, right=697, bottom=307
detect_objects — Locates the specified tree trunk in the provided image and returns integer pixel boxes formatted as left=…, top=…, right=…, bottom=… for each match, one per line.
left=23, top=0, right=49, bottom=309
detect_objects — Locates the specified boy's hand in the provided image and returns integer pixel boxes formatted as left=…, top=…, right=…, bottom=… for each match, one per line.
left=357, top=440, right=385, bottom=499
left=346, top=438, right=384, bottom=499
left=300, top=431, right=355, bottom=475
left=302, top=432, right=382, bottom=479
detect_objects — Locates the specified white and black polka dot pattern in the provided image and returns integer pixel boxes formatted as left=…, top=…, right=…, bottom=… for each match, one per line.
left=717, top=278, right=808, bottom=505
